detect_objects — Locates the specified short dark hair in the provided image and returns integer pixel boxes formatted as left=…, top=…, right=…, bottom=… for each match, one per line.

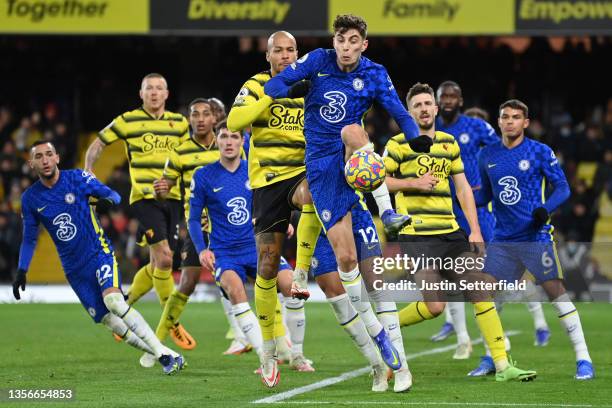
left=464, top=107, right=489, bottom=122
left=499, top=99, right=529, bottom=118
left=215, top=119, right=230, bottom=136
left=188, top=98, right=212, bottom=111
left=437, top=80, right=462, bottom=97
left=333, top=14, right=367, bottom=38
left=30, top=139, right=55, bottom=151
left=406, top=82, right=435, bottom=104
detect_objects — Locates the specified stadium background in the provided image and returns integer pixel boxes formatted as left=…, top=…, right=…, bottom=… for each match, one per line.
left=0, top=0, right=611, bottom=301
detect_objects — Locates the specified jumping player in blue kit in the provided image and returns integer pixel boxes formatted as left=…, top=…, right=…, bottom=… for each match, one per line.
left=472, top=99, right=594, bottom=380
left=13, top=141, right=184, bottom=375
left=188, top=121, right=314, bottom=379
left=263, top=14, right=423, bottom=383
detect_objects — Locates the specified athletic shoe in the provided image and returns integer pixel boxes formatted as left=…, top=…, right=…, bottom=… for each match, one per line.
left=290, top=267, right=310, bottom=300
left=170, top=323, right=196, bottom=350
left=495, top=359, right=536, bottom=382
left=430, top=322, right=455, bottom=342
left=139, top=352, right=156, bottom=368
left=373, top=328, right=401, bottom=371
left=223, top=339, right=253, bottom=355
left=381, top=210, right=412, bottom=237
left=534, top=328, right=551, bottom=347
left=260, top=354, right=280, bottom=388
left=159, top=354, right=180, bottom=375
left=371, top=365, right=389, bottom=392
left=467, top=356, right=495, bottom=377
left=174, top=354, right=187, bottom=371
left=393, top=368, right=412, bottom=393
left=575, top=360, right=594, bottom=380
left=290, top=354, right=315, bottom=372
left=453, top=341, right=472, bottom=360
left=112, top=333, right=122, bottom=342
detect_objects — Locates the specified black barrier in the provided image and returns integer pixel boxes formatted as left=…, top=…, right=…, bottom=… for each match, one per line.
left=150, top=0, right=328, bottom=35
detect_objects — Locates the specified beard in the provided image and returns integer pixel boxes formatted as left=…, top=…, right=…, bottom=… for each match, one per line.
left=439, top=106, right=460, bottom=122
left=40, top=167, right=57, bottom=180
left=419, top=120, right=434, bottom=131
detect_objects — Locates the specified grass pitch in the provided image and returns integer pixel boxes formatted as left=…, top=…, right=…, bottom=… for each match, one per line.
left=1, top=302, right=611, bottom=407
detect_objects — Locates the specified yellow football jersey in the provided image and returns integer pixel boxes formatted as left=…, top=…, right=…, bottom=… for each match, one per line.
left=384, top=131, right=464, bottom=235
left=229, top=70, right=305, bottom=189
left=99, top=107, right=189, bottom=204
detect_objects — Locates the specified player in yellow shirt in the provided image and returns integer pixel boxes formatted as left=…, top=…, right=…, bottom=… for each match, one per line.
left=84, top=73, right=191, bottom=348
left=384, top=82, right=536, bottom=382
left=227, top=31, right=321, bottom=382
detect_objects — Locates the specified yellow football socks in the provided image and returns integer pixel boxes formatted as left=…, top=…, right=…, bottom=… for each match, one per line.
left=474, top=301, right=508, bottom=371
left=255, top=275, right=278, bottom=341
left=273, top=299, right=286, bottom=338
left=127, top=263, right=153, bottom=305
left=295, top=204, right=321, bottom=271
left=398, top=301, right=435, bottom=327
left=155, top=289, right=189, bottom=340
left=152, top=267, right=174, bottom=306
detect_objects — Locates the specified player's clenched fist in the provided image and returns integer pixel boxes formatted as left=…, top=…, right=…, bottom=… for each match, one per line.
left=413, top=171, right=439, bottom=191
left=153, top=178, right=170, bottom=199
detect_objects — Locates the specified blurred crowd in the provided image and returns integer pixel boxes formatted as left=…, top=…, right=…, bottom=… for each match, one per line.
left=1, top=36, right=611, bottom=299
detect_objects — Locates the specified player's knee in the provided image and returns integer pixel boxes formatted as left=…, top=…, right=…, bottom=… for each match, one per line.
left=336, top=252, right=358, bottom=272
left=426, top=301, right=446, bottom=317
left=341, top=124, right=367, bottom=149
left=103, top=292, right=130, bottom=317
left=258, top=249, right=281, bottom=274
left=101, top=312, right=127, bottom=336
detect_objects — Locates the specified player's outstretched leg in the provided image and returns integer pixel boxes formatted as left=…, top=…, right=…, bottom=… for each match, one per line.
left=447, top=302, right=472, bottom=359
left=340, top=124, right=411, bottom=236
left=103, top=291, right=184, bottom=375
left=220, top=293, right=252, bottom=355
left=328, top=292, right=389, bottom=392
left=155, top=266, right=200, bottom=350
left=472, top=302, right=536, bottom=382
left=523, top=280, right=550, bottom=346
left=369, top=290, right=412, bottom=392
left=102, top=313, right=153, bottom=354
left=127, top=263, right=154, bottom=305
left=549, top=292, right=594, bottom=380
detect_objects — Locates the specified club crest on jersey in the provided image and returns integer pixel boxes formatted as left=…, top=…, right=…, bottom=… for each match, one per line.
left=311, top=256, right=319, bottom=269
left=64, top=193, right=75, bottom=204
left=321, top=209, right=331, bottom=222
left=519, top=160, right=530, bottom=171
left=459, top=133, right=470, bottom=144
left=353, top=77, right=364, bottom=91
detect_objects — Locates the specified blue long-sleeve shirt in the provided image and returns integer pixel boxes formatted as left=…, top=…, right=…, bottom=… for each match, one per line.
left=475, top=138, right=570, bottom=241
left=18, top=169, right=120, bottom=273
left=264, top=48, right=418, bottom=160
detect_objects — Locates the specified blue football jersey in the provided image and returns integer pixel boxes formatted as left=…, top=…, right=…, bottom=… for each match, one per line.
left=436, top=114, right=498, bottom=188
left=476, top=138, right=570, bottom=241
left=264, top=48, right=418, bottom=160
left=188, top=160, right=254, bottom=253
left=18, top=169, right=120, bottom=274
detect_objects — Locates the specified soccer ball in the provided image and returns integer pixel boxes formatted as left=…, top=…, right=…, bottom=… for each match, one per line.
left=344, top=150, right=386, bottom=193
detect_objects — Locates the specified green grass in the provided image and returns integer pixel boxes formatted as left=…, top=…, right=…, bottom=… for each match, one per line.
left=1, top=302, right=611, bottom=408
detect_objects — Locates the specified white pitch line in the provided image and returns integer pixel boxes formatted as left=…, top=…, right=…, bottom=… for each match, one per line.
left=267, top=402, right=608, bottom=408
left=252, top=330, right=521, bottom=404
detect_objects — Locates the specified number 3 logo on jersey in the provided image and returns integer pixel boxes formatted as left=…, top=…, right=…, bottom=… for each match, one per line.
left=320, top=91, right=347, bottom=123
left=498, top=176, right=521, bottom=205
left=226, top=197, right=249, bottom=226
left=53, top=213, right=77, bottom=241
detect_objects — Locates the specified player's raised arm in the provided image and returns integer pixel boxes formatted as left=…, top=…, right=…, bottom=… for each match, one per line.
left=375, top=67, right=419, bottom=140
left=187, top=170, right=209, bottom=255
left=263, top=48, right=323, bottom=99
left=228, top=80, right=273, bottom=131
left=85, top=115, right=125, bottom=174
left=474, top=149, right=494, bottom=207
left=535, top=146, right=571, bottom=225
